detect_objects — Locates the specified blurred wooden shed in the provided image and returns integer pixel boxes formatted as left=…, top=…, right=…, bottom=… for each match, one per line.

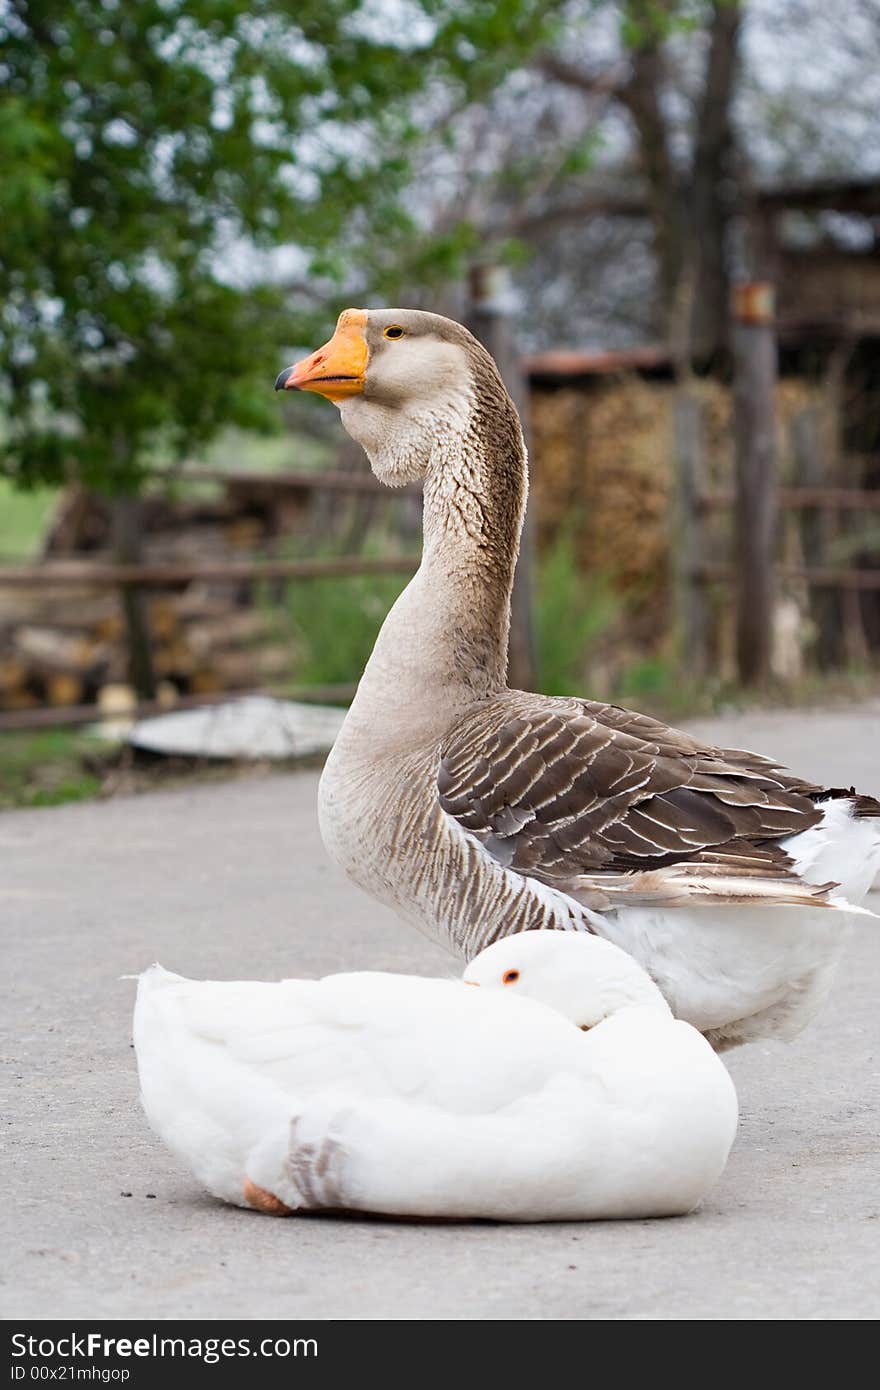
left=522, top=178, right=880, bottom=680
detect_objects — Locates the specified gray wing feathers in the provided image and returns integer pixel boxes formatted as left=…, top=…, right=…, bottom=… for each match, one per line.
left=438, top=694, right=846, bottom=908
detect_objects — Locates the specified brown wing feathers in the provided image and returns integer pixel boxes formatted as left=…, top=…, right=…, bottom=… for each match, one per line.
left=438, top=696, right=834, bottom=890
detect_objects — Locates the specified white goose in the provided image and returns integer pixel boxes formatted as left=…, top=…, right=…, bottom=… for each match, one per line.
left=276, top=308, right=880, bottom=1050
left=133, top=932, right=738, bottom=1221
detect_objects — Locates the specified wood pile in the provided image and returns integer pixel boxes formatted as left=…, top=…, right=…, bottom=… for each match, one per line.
left=0, top=584, right=297, bottom=712
left=530, top=373, right=824, bottom=673
left=0, top=485, right=303, bottom=714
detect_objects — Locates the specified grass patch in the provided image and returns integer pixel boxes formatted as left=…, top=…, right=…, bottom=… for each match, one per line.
left=0, top=728, right=108, bottom=810
left=280, top=566, right=411, bottom=687
left=0, top=480, right=57, bottom=560
left=535, top=528, right=620, bottom=696
left=197, top=425, right=335, bottom=475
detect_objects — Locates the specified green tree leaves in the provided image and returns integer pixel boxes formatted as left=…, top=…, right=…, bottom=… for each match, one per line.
left=0, top=0, right=558, bottom=491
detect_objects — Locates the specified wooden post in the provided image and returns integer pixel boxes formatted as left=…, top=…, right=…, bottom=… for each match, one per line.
left=467, top=264, right=536, bottom=691
left=822, top=342, right=869, bottom=669
left=673, top=391, right=710, bottom=676
left=111, top=494, right=156, bottom=700
left=732, top=281, right=777, bottom=685
left=791, top=405, right=834, bottom=668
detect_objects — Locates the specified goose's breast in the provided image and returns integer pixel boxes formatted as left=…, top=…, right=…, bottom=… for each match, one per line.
left=317, top=742, right=439, bottom=901
left=318, top=741, right=588, bottom=954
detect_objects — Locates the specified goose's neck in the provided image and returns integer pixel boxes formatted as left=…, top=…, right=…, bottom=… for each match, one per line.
left=346, top=394, right=527, bottom=744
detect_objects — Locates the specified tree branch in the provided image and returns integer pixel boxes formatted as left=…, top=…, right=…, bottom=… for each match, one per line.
left=507, top=186, right=650, bottom=240
left=534, top=53, right=628, bottom=99
left=616, top=17, right=684, bottom=324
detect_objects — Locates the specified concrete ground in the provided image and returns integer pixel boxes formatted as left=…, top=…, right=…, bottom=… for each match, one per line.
left=3, top=700, right=879, bottom=1321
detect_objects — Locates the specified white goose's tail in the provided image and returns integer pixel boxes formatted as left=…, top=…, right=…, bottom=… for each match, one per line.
left=133, top=965, right=272, bottom=1207
left=131, top=966, right=322, bottom=1209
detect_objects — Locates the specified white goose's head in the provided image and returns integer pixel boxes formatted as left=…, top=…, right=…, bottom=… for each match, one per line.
left=275, top=308, right=519, bottom=488
left=463, top=931, right=671, bottom=1031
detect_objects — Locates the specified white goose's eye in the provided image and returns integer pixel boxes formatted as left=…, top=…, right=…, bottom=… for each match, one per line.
left=383, top=324, right=405, bottom=340
left=502, top=969, right=520, bottom=985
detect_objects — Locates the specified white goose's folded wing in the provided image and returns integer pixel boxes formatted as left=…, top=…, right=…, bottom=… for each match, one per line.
left=134, top=967, right=584, bottom=1117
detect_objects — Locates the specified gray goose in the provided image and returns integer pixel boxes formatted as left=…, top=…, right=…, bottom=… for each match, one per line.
left=276, top=308, right=880, bottom=1049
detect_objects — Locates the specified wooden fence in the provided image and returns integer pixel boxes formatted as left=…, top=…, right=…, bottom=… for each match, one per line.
left=676, top=471, right=880, bottom=678
left=0, top=553, right=419, bottom=590
left=675, top=284, right=879, bottom=683
left=0, top=461, right=425, bottom=732
left=3, top=460, right=877, bottom=730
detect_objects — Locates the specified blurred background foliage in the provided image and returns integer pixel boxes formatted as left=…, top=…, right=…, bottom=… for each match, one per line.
left=0, top=0, right=559, bottom=490
left=5, top=0, right=879, bottom=493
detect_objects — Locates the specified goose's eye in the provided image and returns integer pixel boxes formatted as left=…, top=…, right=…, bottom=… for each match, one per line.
left=502, top=969, right=520, bottom=985
left=383, top=325, right=405, bottom=340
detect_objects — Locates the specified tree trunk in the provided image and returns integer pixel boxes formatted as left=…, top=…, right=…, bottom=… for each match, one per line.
left=689, top=0, right=742, bottom=359
left=619, top=0, right=742, bottom=357
left=792, top=405, right=837, bottom=669
left=620, top=8, right=685, bottom=334
left=111, top=493, right=156, bottom=701
left=672, top=390, right=710, bottom=676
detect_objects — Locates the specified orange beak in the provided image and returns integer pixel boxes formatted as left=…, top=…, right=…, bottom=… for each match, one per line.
left=274, top=309, right=368, bottom=401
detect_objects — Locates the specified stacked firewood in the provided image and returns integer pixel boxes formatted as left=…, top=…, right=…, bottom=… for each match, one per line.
left=530, top=373, right=823, bottom=653
left=0, top=584, right=297, bottom=712
left=0, top=485, right=305, bottom=713
left=530, top=377, right=675, bottom=651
